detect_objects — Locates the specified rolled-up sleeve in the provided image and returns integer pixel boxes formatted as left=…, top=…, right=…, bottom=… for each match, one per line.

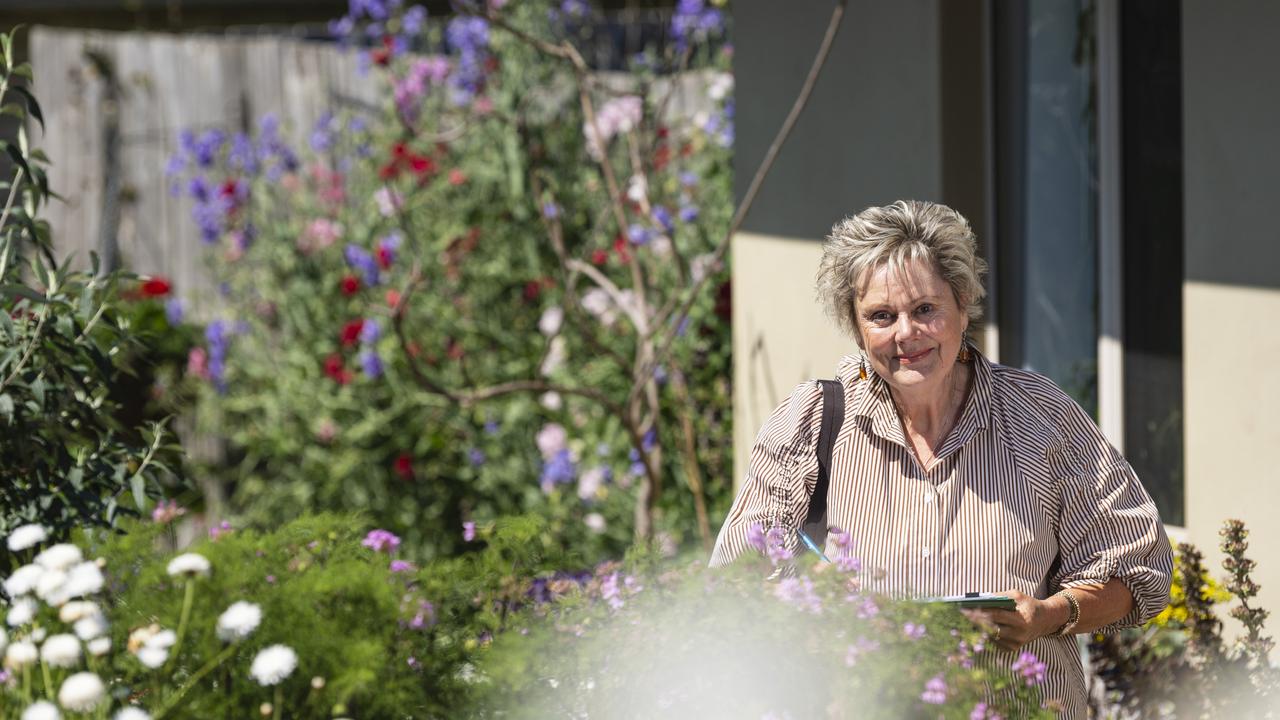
left=1051, top=405, right=1173, bottom=631
left=709, top=381, right=822, bottom=568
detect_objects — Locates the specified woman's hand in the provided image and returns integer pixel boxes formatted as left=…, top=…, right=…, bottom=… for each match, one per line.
left=963, top=589, right=1069, bottom=653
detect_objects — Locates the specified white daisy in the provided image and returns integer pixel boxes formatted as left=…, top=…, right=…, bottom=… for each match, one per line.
left=33, top=544, right=82, bottom=572
left=56, top=561, right=105, bottom=603
left=0, top=626, right=7, bottom=654
left=114, top=708, right=152, bottom=720
left=34, top=568, right=67, bottom=602
left=3, top=563, right=45, bottom=596
left=129, top=625, right=176, bottom=669
left=5, top=639, right=37, bottom=668
left=165, top=553, right=211, bottom=578
left=6, top=597, right=37, bottom=627
left=74, top=614, right=109, bottom=641
left=20, top=700, right=61, bottom=720
left=215, top=601, right=262, bottom=642
left=58, top=601, right=101, bottom=624
left=58, top=671, right=106, bottom=712
left=7, top=523, right=48, bottom=552
left=40, top=633, right=81, bottom=668
left=87, top=636, right=112, bottom=656
left=249, top=644, right=298, bottom=686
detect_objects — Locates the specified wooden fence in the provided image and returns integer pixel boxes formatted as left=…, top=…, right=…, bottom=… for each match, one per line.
left=29, top=27, right=379, bottom=299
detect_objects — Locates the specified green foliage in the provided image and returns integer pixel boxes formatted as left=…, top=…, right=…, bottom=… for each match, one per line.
left=0, top=29, right=184, bottom=554
left=1, top=511, right=587, bottom=718
left=470, top=554, right=1055, bottom=719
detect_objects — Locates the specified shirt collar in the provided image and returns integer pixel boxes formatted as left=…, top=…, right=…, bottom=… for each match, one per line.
left=837, top=342, right=993, bottom=451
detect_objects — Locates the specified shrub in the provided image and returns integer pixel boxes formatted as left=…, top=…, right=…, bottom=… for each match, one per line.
left=0, top=30, right=184, bottom=554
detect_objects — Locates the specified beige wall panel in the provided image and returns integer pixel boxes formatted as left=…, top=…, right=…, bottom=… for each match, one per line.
left=731, top=231, right=856, bottom=486
left=1184, top=280, right=1280, bottom=636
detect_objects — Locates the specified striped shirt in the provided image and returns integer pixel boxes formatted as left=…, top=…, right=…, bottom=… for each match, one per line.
left=710, top=349, right=1173, bottom=718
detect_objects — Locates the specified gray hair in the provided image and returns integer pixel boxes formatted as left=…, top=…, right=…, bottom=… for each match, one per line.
left=815, top=200, right=987, bottom=341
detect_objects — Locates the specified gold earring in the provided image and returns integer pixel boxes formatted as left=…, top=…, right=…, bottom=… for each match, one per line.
left=859, top=359, right=868, bottom=381
left=958, top=333, right=972, bottom=363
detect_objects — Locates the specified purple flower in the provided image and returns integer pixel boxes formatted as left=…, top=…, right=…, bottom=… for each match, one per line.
left=359, top=349, right=384, bottom=379
left=652, top=205, right=675, bottom=234
left=601, top=571, right=625, bottom=610
left=359, top=318, right=382, bottom=345
left=193, top=129, right=225, bottom=167
left=446, top=16, right=490, bottom=105
left=903, top=622, right=926, bottom=640
left=310, top=112, right=339, bottom=153
left=843, top=637, right=881, bottom=667
left=484, top=418, right=500, bottom=435
left=765, top=526, right=793, bottom=565
left=746, top=523, right=767, bottom=552
left=390, top=560, right=414, bottom=573
left=540, top=448, right=577, bottom=493
left=920, top=674, right=948, bottom=705
left=164, top=297, right=185, bottom=325
left=856, top=596, right=879, bottom=619
left=627, top=223, right=653, bottom=246
left=541, top=202, right=560, bottom=219
left=970, top=702, right=1003, bottom=720
left=228, top=132, right=258, bottom=173
left=1011, top=650, right=1047, bottom=686
left=671, top=0, right=724, bottom=52
left=463, top=521, right=476, bottom=541
left=678, top=203, right=699, bottom=223
left=403, top=5, right=427, bottom=34
left=467, top=448, right=486, bottom=467
left=345, top=243, right=381, bottom=285
left=205, top=319, right=235, bottom=393
left=679, top=170, right=698, bottom=187
left=773, top=576, right=822, bottom=614
left=362, top=529, right=401, bottom=553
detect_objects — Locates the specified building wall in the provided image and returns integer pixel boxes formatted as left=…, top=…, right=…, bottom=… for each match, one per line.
left=1181, top=0, right=1280, bottom=630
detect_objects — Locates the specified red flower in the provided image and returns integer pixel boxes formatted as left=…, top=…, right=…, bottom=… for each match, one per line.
left=378, top=162, right=399, bottom=181
left=340, top=275, right=361, bottom=296
left=324, top=354, right=352, bottom=385
left=590, top=249, right=609, bottom=266
left=377, top=245, right=394, bottom=269
left=392, top=142, right=410, bottom=160
left=339, top=319, right=365, bottom=347
left=372, top=36, right=394, bottom=66
left=385, top=289, right=402, bottom=309
left=523, top=280, right=541, bottom=301
left=140, top=277, right=172, bottom=298
left=394, top=453, right=414, bottom=480
left=409, top=155, right=436, bottom=177
left=613, top=234, right=631, bottom=264
left=448, top=168, right=466, bottom=186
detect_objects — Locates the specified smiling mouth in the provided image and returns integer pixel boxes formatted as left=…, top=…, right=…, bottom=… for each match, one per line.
left=895, top=348, right=932, bottom=363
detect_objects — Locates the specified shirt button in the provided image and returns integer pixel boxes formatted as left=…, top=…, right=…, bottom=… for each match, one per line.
left=922, top=547, right=931, bottom=558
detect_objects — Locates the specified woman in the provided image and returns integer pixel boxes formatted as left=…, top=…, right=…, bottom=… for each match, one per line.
left=710, top=200, right=1172, bottom=718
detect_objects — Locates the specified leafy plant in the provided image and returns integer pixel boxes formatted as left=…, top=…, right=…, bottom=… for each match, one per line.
left=0, top=29, right=184, bottom=556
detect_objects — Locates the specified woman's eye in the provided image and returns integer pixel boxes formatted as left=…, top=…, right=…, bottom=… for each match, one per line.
left=870, top=312, right=892, bottom=324
left=916, top=304, right=934, bottom=316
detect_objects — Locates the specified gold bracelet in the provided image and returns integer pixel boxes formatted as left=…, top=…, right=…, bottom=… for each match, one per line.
left=1050, top=588, right=1081, bottom=636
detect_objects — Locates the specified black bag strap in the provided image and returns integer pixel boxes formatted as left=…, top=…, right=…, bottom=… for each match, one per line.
left=804, top=379, right=845, bottom=526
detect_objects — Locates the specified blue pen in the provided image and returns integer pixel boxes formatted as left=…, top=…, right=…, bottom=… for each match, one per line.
left=796, top=528, right=832, bottom=564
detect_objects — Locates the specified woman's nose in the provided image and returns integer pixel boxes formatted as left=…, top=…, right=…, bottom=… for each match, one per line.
left=894, top=313, right=918, bottom=340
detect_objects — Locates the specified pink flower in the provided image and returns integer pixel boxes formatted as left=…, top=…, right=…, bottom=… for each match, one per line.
left=187, top=347, right=211, bottom=380
left=746, top=523, right=766, bottom=552
left=390, top=560, right=414, bottom=573
left=151, top=500, right=186, bottom=524
left=920, top=674, right=948, bottom=704
left=903, top=622, right=926, bottom=640
left=462, top=521, right=476, bottom=542
left=363, top=529, right=401, bottom=553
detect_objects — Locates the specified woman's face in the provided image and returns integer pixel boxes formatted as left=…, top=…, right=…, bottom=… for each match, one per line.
left=855, top=258, right=968, bottom=396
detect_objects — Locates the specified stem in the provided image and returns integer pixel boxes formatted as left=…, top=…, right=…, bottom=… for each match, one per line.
left=671, top=371, right=712, bottom=549
left=166, top=578, right=196, bottom=672
left=0, top=301, right=49, bottom=394
left=273, top=684, right=283, bottom=720
left=39, top=659, right=52, bottom=697
left=152, top=643, right=238, bottom=720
